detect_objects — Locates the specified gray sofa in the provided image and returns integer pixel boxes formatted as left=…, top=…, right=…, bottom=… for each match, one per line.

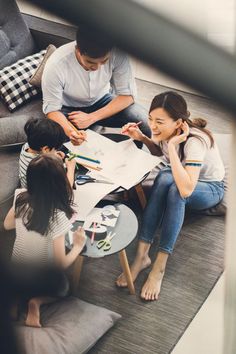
left=0, top=0, right=76, bottom=229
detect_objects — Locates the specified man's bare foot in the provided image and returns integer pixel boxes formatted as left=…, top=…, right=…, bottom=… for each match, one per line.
left=140, top=269, right=165, bottom=301
left=25, top=299, right=42, bottom=328
left=116, top=255, right=151, bottom=287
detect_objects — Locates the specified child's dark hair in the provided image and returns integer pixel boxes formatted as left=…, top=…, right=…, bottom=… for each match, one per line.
left=24, top=118, right=66, bottom=151
left=76, top=23, right=113, bottom=58
left=149, top=91, right=214, bottom=160
left=15, top=154, right=74, bottom=235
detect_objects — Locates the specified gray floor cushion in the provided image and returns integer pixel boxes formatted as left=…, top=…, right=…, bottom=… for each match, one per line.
left=15, top=297, right=121, bottom=354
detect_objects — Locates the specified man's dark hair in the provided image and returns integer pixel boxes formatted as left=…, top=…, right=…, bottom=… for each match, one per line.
left=76, top=24, right=113, bottom=58
left=24, top=118, right=66, bottom=151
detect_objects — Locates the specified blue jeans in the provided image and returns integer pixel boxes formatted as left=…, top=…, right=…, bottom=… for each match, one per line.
left=61, top=93, right=151, bottom=137
left=139, top=168, right=224, bottom=254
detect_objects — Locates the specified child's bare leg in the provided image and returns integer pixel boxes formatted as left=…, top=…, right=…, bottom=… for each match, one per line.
left=25, top=296, right=56, bottom=328
left=116, top=241, right=151, bottom=287
left=141, top=251, right=169, bottom=301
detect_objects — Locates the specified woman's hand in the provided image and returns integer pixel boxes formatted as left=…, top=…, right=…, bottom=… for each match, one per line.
left=121, top=122, right=144, bottom=141
left=168, top=121, right=190, bottom=147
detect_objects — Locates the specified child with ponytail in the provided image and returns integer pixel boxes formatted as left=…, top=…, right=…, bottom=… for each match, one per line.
left=4, top=154, right=86, bottom=326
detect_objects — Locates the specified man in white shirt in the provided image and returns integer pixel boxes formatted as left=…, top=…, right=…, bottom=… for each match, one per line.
left=42, top=24, right=150, bottom=145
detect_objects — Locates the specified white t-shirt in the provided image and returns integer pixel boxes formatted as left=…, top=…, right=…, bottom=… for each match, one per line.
left=42, top=42, right=136, bottom=114
left=160, top=128, right=225, bottom=182
left=12, top=189, right=72, bottom=264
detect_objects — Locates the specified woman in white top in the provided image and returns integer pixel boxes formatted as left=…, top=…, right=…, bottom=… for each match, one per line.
left=4, top=154, right=86, bottom=327
left=116, top=91, right=225, bottom=301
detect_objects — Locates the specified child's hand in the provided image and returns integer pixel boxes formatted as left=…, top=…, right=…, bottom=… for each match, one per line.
left=65, top=157, right=76, bottom=172
left=55, top=151, right=65, bottom=160
left=121, top=123, right=143, bottom=141
left=73, top=226, right=87, bottom=250
left=69, top=130, right=87, bottom=146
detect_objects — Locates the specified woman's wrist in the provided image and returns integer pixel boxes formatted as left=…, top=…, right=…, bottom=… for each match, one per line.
left=168, top=141, right=176, bottom=150
left=140, top=133, right=148, bottom=143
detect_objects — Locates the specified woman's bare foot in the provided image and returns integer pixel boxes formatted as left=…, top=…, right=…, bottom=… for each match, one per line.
left=25, top=299, right=42, bottom=328
left=116, top=255, right=151, bottom=287
left=140, top=268, right=165, bottom=301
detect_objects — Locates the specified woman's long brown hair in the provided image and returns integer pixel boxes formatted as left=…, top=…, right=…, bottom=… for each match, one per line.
left=149, top=91, right=214, bottom=160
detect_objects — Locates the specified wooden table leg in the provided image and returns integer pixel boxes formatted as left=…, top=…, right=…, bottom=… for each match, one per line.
left=118, top=249, right=135, bottom=295
left=72, top=255, right=84, bottom=295
left=123, top=190, right=130, bottom=202
left=135, top=183, right=147, bottom=209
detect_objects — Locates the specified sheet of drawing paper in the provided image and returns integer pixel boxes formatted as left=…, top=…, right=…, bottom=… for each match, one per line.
left=65, top=129, right=164, bottom=190
left=82, top=207, right=120, bottom=228
left=89, top=139, right=164, bottom=189
left=73, top=182, right=119, bottom=220
left=64, top=130, right=116, bottom=169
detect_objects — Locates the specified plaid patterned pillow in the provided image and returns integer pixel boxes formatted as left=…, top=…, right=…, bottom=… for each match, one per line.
left=0, top=50, right=46, bottom=112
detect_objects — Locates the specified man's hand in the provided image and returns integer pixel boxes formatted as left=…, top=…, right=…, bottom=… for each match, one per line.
left=66, top=129, right=87, bottom=146
left=68, top=111, right=96, bottom=129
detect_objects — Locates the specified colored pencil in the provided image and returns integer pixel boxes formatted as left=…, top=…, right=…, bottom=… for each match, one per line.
left=77, top=162, right=102, bottom=171
left=68, top=152, right=100, bottom=164
left=122, top=121, right=142, bottom=134
left=74, top=153, right=100, bottom=164
left=90, top=222, right=97, bottom=245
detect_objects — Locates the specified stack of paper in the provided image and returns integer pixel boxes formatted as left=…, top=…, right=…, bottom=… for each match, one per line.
left=65, top=129, right=164, bottom=218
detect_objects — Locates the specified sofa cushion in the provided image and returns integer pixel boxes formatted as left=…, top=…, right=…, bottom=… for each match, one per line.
left=29, top=44, right=56, bottom=88
left=15, top=297, right=121, bottom=354
left=0, top=0, right=35, bottom=69
left=0, top=97, right=44, bottom=119
left=0, top=116, right=29, bottom=148
left=0, top=50, right=46, bottom=112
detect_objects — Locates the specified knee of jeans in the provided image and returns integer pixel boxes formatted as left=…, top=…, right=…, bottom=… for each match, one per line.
left=154, top=169, right=173, bottom=188
left=125, top=102, right=148, bottom=117
left=167, top=183, right=183, bottom=200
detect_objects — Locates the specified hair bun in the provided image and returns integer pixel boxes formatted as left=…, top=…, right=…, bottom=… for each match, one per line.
left=192, top=118, right=207, bottom=128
